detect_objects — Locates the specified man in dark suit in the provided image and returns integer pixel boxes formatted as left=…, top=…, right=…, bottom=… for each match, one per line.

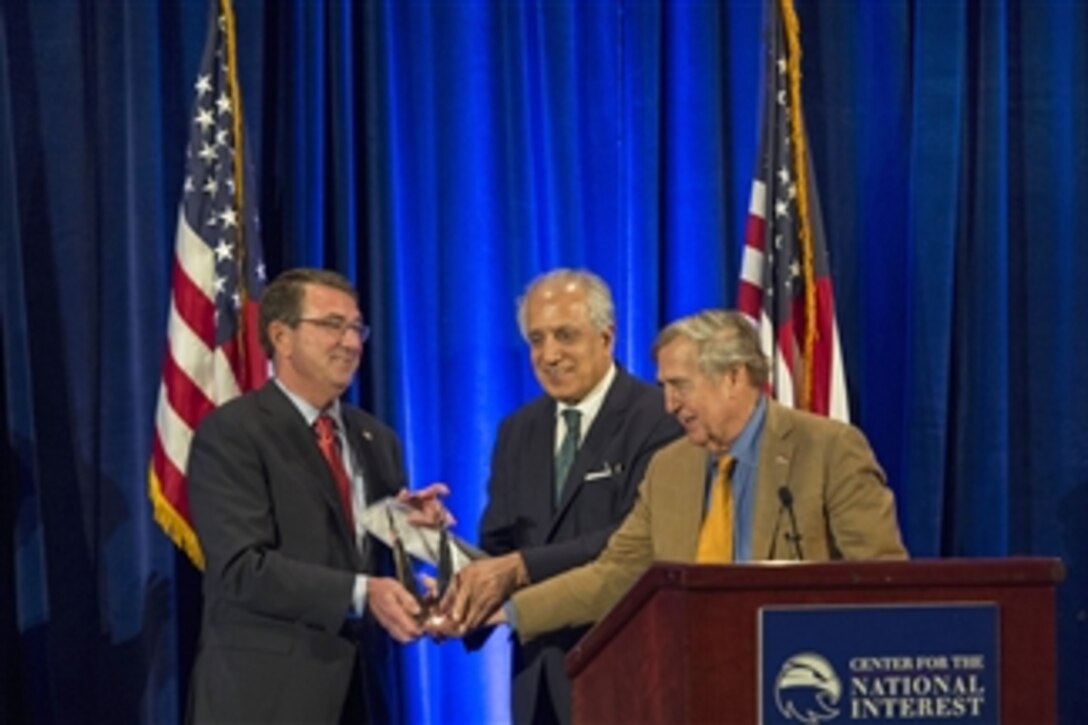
left=446, top=269, right=682, bottom=724
left=186, top=268, right=438, bottom=724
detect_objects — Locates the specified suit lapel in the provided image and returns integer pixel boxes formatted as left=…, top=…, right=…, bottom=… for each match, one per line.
left=340, top=410, right=385, bottom=569
left=550, top=371, right=633, bottom=530
left=257, top=383, right=356, bottom=549
left=669, top=443, right=707, bottom=561
left=750, top=401, right=796, bottom=559
left=341, top=411, right=384, bottom=504
left=526, top=401, right=557, bottom=544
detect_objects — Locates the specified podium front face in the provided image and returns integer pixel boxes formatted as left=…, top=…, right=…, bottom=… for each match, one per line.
left=565, top=559, right=1061, bottom=724
left=759, top=604, right=996, bottom=722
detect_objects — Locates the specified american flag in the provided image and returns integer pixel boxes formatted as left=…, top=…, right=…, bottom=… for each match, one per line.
left=737, top=0, right=848, bottom=421
left=148, top=0, right=267, bottom=569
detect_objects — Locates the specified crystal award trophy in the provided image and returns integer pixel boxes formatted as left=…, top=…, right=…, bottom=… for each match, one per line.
left=385, top=506, right=458, bottom=625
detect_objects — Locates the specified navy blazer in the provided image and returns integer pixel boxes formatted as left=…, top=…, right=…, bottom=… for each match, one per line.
left=186, top=381, right=404, bottom=724
left=477, top=366, right=682, bottom=724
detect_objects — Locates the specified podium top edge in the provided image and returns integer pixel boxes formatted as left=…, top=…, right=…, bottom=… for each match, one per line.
left=645, top=556, right=1065, bottom=590
left=564, top=557, right=1063, bottom=678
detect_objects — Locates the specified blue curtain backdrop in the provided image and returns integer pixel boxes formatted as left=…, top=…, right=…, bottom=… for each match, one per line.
left=2, top=0, right=1086, bottom=723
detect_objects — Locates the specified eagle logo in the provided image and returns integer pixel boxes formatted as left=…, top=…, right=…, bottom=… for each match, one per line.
left=774, top=652, right=842, bottom=724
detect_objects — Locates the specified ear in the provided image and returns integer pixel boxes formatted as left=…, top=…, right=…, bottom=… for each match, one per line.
left=268, top=320, right=293, bottom=358
left=726, top=366, right=756, bottom=399
left=600, top=324, right=616, bottom=353
left=719, top=367, right=741, bottom=396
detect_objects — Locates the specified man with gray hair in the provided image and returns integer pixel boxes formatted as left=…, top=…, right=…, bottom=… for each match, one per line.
left=501, top=308, right=906, bottom=643
left=446, top=268, right=682, bottom=723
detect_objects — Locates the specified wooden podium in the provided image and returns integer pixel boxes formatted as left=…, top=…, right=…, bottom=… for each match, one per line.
left=565, top=559, right=1062, bottom=723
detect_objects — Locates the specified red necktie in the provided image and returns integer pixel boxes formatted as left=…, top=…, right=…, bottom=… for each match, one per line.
left=314, top=414, right=354, bottom=531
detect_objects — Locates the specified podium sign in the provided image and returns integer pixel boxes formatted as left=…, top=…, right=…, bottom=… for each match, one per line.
left=759, top=603, right=999, bottom=724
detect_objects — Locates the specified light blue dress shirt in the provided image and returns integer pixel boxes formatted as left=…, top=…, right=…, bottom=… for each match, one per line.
left=704, top=395, right=767, bottom=562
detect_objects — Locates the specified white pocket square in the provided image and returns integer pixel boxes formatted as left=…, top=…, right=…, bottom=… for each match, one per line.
left=584, top=463, right=620, bottom=482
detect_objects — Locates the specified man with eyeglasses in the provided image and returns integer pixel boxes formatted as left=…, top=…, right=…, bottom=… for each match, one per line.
left=186, top=267, right=442, bottom=724
left=481, top=309, right=906, bottom=654
left=442, top=269, right=682, bottom=724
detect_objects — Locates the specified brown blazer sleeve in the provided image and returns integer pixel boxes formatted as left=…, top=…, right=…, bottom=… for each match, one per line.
left=822, top=423, right=908, bottom=559
left=510, top=451, right=665, bottom=643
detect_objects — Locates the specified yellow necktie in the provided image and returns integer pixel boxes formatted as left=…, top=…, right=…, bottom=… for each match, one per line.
left=695, top=455, right=734, bottom=563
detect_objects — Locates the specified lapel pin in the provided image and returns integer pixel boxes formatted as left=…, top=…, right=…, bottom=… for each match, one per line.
left=361, top=429, right=374, bottom=442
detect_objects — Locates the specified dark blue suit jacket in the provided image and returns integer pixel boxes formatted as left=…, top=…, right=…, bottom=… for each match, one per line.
left=477, top=366, right=682, bottom=723
left=186, top=381, right=404, bottom=724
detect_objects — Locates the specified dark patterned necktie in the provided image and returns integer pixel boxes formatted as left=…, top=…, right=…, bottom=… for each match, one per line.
left=554, top=409, right=582, bottom=503
left=313, top=414, right=354, bottom=531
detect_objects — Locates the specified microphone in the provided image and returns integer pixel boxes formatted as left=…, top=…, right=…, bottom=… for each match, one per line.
left=777, top=486, right=805, bottom=561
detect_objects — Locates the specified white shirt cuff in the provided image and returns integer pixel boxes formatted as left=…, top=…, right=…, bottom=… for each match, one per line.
left=351, top=574, right=369, bottom=617
left=503, top=599, right=518, bottom=630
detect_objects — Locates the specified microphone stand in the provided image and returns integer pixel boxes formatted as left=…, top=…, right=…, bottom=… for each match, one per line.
left=777, top=486, right=805, bottom=561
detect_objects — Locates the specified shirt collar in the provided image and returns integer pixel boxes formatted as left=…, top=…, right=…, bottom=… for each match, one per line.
left=556, top=362, right=617, bottom=424
left=725, top=394, right=767, bottom=466
left=274, top=377, right=344, bottom=429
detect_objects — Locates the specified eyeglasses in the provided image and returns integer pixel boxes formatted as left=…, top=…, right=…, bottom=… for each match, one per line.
left=297, top=317, right=372, bottom=342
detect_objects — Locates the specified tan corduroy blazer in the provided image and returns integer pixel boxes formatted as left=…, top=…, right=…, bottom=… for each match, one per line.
left=511, top=399, right=908, bottom=643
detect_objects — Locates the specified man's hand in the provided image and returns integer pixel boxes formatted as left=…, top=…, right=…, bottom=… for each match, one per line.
left=443, top=552, right=528, bottom=631
left=485, top=606, right=507, bottom=627
left=425, top=583, right=512, bottom=641
left=423, top=611, right=461, bottom=642
left=422, top=574, right=511, bottom=642
left=367, top=577, right=424, bottom=643
left=397, top=483, right=456, bottom=527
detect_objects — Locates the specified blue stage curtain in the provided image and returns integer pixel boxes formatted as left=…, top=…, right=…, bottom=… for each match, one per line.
left=2, top=1, right=1085, bottom=723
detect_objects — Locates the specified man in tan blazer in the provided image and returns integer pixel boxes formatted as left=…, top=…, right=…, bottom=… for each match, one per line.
left=502, top=309, right=908, bottom=643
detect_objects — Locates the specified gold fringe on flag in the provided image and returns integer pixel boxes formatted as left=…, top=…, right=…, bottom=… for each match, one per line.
left=148, top=464, right=206, bottom=569
left=219, top=0, right=253, bottom=374
left=778, top=0, right=817, bottom=410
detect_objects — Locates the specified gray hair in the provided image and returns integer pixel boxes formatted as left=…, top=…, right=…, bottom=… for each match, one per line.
left=652, top=310, right=769, bottom=387
left=515, top=268, right=615, bottom=339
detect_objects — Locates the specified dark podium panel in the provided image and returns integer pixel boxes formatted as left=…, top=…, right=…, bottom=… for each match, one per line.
left=565, top=559, right=1062, bottom=724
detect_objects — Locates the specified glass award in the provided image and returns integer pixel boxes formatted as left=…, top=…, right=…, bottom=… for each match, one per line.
left=386, top=507, right=453, bottom=625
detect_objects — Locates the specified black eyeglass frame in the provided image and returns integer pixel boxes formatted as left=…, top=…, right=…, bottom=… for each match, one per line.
left=296, top=316, right=372, bottom=342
